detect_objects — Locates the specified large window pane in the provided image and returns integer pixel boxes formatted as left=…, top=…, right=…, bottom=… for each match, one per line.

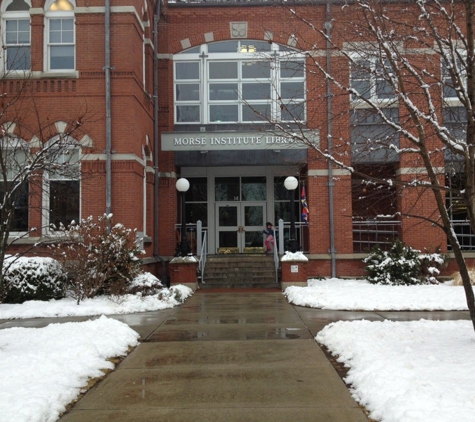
left=242, top=61, right=271, bottom=79
left=242, top=103, right=270, bottom=121
left=208, top=41, right=238, bottom=53
left=176, top=62, right=199, bottom=80
left=215, top=177, right=240, bottom=201
left=242, top=83, right=270, bottom=100
left=281, top=102, right=305, bottom=121
left=209, top=62, right=237, bottom=79
left=176, top=105, right=200, bottom=122
left=280, top=82, right=304, bottom=99
left=280, top=60, right=304, bottom=78
left=242, top=177, right=266, bottom=201
left=210, top=105, right=238, bottom=122
left=7, top=46, right=30, bottom=70
left=176, top=84, right=199, bottom=101
left=50, top=46, right=74, bottom=69
left=0, top=182, right=28, bottom=232
left=50, top=180, right=79, bottom=229
left=209, top=83, right=238, bottom=100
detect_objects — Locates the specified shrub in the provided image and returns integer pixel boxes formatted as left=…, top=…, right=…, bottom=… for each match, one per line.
left=52, top=214, right=145, bottom=303
left=128, top=272, right=163, bottom=296
left=363, top=240, right=446, bottom=285
left=2, top=256, right=67, bottom=303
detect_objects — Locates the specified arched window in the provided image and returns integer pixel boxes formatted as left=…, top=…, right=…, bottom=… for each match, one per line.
left=0, top=135, right=29, bottom=232
left=1, top=0, right=31, bottom=72
left=43, top=135, right=80, bottom=230
left=174, top=41, right=306, bottom=125
left=45, top=0, right=75, bottom=71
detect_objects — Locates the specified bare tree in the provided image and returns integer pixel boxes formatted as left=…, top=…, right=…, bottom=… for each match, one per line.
left=0, top=79, right=90, bottom=299
left=269, top=0, right=475, bottom=330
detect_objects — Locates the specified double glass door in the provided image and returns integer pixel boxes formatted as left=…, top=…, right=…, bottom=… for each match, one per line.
left=216, top=202, right=266, bottom=253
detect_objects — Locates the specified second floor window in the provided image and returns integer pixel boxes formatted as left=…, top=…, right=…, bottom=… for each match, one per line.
left=350, top=55, right=395, bottom=103
left=174, top=41, right=306, bottom=125
left=46, top=0, right=75, bottom=71
left=2, top=0, right=31, bottom=72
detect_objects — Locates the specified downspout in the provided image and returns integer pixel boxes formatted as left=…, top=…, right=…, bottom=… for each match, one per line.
left=105, top=0, right=112, bottom=216
left=153, top=0, right=168, bottom=286
left=325, top=0, right=337, bottom=277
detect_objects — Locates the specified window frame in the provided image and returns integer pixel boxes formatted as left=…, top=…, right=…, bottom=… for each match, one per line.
left=0, top=136, right=29, bottom=235
left=173, top=41, right=306, bottom=125
left=1, top=0, right=31, bottom=74
left=44, top=0, right=75, bottom=73
left=42, top=136, right=81, bottom=233
left=350, top=53, right=396, bottom=106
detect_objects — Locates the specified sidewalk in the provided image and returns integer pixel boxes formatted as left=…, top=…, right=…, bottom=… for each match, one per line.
left=1, top=288, right=470, bottom=422
left=57, top=289, right=372, bottom=422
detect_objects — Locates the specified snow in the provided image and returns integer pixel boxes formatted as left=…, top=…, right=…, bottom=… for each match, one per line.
left=287, top=278, right=475, bottom=422
left=284, top=278, right=469, bottom=310
left=0, top=316, right=140, bottom=422
left=0, top=285, right=192, bottom=422
left=0, top=277, right=474, bottom=422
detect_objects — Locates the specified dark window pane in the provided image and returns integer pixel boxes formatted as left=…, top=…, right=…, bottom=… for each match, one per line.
left=50, top=180, right=79, bottom=229
left=209, top=105, right=237, bottom=122
left=0, top=182, right=28, bottom=232
left=218, top=206, right=237, bottom=226
left=215, top=177, right=240, bottom=201
left=242, top=83, right=270, bottom=100
left=185, top=177, right=208, bottom=202
left=186, top=203, right=207, bottom=226
left=176, top=84, right=199, bottom=101
left=242, top=103, right=270, bottom=122
left=280, top=60, right=304, bottom=78
left=242, top=176, right=266, bottom=201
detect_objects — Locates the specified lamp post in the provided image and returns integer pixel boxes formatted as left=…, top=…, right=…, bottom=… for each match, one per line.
left=176, top=178, right=191, bottom=256
left=284, top=176, right=299, bottom=253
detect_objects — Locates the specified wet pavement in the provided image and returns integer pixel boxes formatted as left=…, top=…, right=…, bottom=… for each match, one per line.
left=0, top=289, right=470, bottom=422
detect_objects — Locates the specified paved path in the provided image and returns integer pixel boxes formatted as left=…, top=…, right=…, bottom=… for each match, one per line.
left=1, top=289, right=470, bottom=422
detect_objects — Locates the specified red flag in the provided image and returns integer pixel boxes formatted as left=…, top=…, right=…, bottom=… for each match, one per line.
left=301, top=185, right=309, bottom=224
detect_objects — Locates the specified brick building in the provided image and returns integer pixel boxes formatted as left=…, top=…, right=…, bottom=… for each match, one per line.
left=1, top=0, right=472, bottom=282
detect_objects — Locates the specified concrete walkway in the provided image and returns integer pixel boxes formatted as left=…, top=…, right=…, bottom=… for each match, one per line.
left=1, top=289, right=470, bottom=422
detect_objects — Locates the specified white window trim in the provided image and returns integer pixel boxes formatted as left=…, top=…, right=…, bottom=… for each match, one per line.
left=1, top=6, right=31, bottom=76
left=44, top=9, right=76, bottom=73
left=42, top=137, right=81, bottom=234
left=173, top=42, right=306, bottom=125
left=349, top=52, right=397, bottom=108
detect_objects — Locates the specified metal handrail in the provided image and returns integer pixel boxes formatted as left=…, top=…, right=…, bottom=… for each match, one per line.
left=199, top=230, right=208, bottom=283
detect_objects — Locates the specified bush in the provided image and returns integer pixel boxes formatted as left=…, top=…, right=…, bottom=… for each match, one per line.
left=2, top=256, right=67, bottom=303
left=363, top=240, right=446, bottom=285
left=52, top=214, right=145, bottom=303
left=128, top=272, right=163, bottom=296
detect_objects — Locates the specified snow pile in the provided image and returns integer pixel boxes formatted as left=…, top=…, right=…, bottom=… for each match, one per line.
left=317, top=320, right=475, bottom=422
left=0, top=285, right=193, bottom=320
left=281, top=251, right=308, bottom=261
left=0, top=316, right=139, bottom=422
left=284, top=278, right=469, bottom=310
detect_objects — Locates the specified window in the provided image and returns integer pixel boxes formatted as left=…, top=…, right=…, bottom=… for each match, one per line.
left=44, top=136, right=80, bottom=230
left=0, top=136, right=29, bottom=232
left=442, top=54, right=466, bottom=101
left=1, top=0, right=31, bottom=72
left=350, top=55, right=395, bottom=102
left=174, top=41, right=306, bottom=124
left=350, top=108, right=399, bottom=163
left=184, top=177, right=208, bottom=226
left=45, top=0, right=75, bottom=71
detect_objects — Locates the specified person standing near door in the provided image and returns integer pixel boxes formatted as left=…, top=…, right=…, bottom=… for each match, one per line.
left=263, top=222, right=275, bottom=253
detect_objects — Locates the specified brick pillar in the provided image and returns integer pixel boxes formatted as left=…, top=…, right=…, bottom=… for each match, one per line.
left=281, top=259, right=308, bottom=290
left=168, top=257, right=199, bottom=291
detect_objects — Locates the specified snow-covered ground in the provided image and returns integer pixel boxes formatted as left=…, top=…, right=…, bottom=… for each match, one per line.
left=286, top=278, right=475, bottom=422
left=0, top=285, right=193, bottom=422
left=0, top=279, right=474, bottom=422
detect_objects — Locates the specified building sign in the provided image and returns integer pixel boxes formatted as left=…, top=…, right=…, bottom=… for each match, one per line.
left=161, top=131, right=318, bottom=151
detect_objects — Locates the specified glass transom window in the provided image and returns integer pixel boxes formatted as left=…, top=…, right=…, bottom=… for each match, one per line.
left=174, top=41, right=306, bottom=124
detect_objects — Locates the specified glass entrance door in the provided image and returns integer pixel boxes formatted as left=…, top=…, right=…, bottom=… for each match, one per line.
left=216, top=202, right=266, bottom=253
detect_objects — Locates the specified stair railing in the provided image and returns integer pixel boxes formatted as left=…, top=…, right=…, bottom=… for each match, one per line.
left=197, top=226, right=207, bottom=284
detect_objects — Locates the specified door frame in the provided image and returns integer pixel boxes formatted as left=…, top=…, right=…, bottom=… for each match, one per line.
left=215, top=201, right=267, bottom=253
